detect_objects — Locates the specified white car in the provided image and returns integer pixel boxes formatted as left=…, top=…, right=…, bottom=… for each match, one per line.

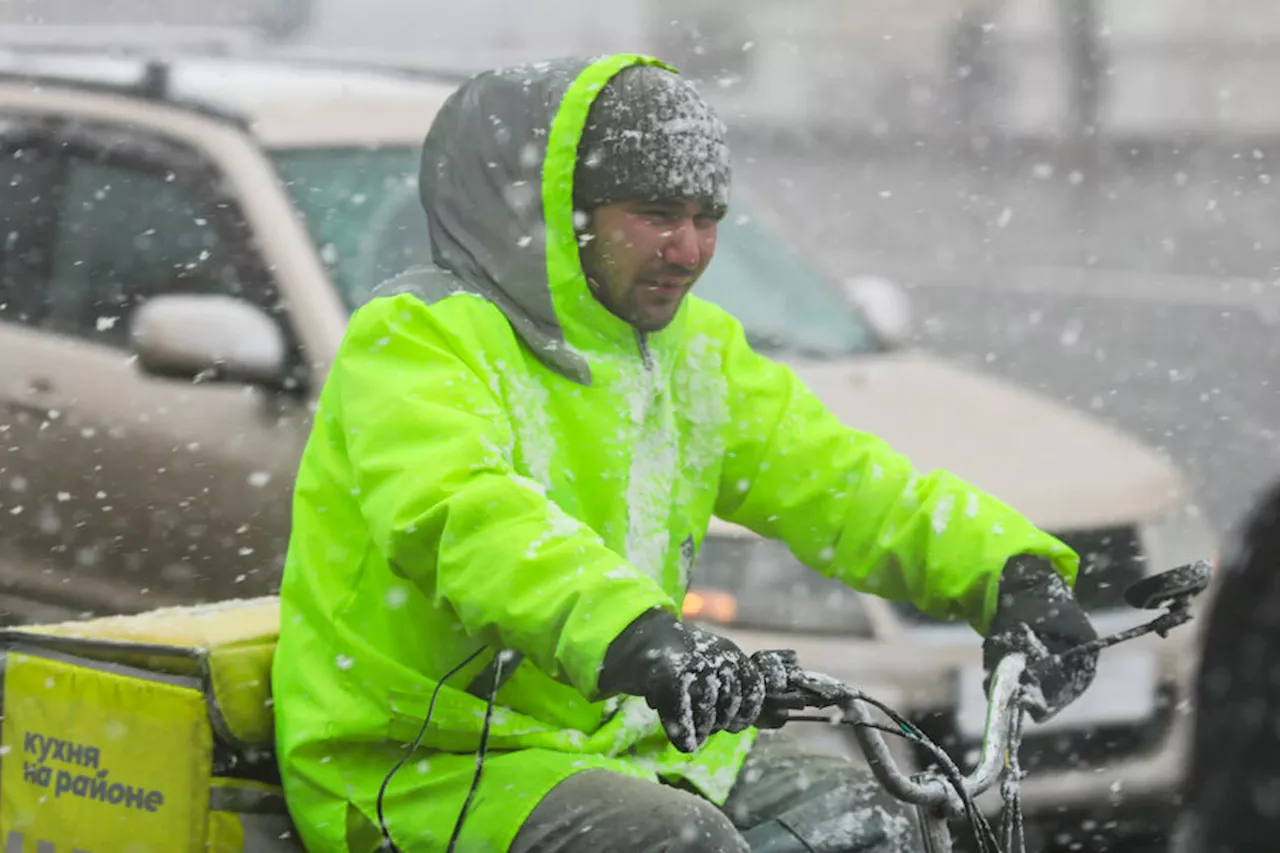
left=0, top=41, right=1216, bottom=847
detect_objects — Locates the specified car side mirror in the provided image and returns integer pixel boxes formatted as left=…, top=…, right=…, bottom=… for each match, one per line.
left=841, top=275, right=913, bottom=350
left=130, top=294, right=288, bottom=386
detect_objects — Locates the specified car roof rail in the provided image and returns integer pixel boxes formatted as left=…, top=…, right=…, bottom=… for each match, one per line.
left=0, top=36, right=471, bottom=132
left=0, top=54, right=253, bottom=131
left=0, top=23, right=266, bottom=56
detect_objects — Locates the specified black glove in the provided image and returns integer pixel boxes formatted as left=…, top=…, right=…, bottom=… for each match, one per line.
left=983, top=554, right=1100, bottom=723
left=598, top=608, right=765, bottom=753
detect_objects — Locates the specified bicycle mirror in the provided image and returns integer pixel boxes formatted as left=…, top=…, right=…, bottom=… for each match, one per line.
left=1123, top=559, right=1212, bottom=610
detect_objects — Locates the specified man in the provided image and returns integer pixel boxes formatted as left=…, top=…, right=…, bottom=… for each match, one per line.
left=271, top=53, right=1099, bottom=853
left=1178, top=480, right=1280, bottom=852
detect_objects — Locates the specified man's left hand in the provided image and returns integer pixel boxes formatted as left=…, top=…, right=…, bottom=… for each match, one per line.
left=983, top=554, right=1100, bottom=723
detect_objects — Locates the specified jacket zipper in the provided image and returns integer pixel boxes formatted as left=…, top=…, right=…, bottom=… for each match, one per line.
left=635, top=330, right=654, bottom=373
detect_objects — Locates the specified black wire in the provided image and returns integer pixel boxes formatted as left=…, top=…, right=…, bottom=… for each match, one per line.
left=906, top=724, right=999, bottom=852
left=883, top=719, right=999, bottom=853
left=782, top=710, right=998, bottom=850
left=854, top=690, right=1005, bottom=851
left=785, top=715, right=908, bottom=737
left=782, top=693, right=1006, bottom=853
left=827, top=693, right=1001, bottom=850
left=445, top=649, right=505, bottom=853
left=377, top=645, right=489, bottom=852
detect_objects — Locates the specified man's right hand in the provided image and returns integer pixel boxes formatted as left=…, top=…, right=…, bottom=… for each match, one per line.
left=598, top=608, right=765, bottom=753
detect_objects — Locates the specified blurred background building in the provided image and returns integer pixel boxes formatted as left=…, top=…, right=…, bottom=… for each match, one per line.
left=14, top=0, right=1278, bottom=141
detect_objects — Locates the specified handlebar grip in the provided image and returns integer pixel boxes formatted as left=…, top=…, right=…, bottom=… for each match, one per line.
left=751, top=649, right=801, bottom=691
left=752, top=648, right=805, bottom=728
left=751, top=649, right=844, bottom=728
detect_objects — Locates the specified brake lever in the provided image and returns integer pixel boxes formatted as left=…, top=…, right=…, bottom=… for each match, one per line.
left=757, top=683, right=850, bottom=728
left=755, top=690, right=811, bottom=729
left=1025, top=591, right=1199, bottom=681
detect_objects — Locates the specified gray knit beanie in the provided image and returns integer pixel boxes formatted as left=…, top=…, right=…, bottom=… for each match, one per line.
left=573, top=65, right=731, bottom=215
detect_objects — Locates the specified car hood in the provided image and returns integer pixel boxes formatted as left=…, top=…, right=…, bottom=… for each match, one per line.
left=779, top=350, right=1189, bottom=531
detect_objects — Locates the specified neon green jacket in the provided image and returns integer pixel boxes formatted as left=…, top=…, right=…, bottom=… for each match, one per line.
left=271, top=53, right=1078, bottom=853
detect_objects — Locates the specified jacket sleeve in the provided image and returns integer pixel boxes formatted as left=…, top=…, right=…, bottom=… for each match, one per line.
left=330, top=294, right=676, bottom=698
left=711, top=315, right=1078, bottom=634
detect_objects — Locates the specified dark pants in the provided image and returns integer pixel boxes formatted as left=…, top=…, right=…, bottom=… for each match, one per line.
left=509, top=731, right=926, bottom=853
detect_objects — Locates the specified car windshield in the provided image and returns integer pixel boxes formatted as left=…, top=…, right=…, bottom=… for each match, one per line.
left=269, top=146, right=880, bottom=356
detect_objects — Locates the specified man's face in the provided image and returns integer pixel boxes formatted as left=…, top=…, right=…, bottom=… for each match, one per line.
left=578, top=198, right=722, bottom=333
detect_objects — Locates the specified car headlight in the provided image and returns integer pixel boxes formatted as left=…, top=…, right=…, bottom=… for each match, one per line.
left=685, top=534, right=875, bottom=637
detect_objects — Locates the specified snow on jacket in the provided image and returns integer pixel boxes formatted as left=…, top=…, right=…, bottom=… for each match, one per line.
left=271, top=52, right=1078, bottom=853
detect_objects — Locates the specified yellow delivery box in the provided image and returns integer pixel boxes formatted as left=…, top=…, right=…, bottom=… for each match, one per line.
left=0, top=597, right=301, bottom=852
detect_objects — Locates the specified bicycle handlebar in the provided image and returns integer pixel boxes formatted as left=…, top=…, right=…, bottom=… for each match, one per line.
left=749, top=561, right=1211, bottom=847
left=759, top=652, right=1029, bottom=815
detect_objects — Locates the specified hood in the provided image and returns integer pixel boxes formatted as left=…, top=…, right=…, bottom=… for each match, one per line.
left=784, top=351, right=1190, bottom=532
left=410, top=53, right=694, bottom=385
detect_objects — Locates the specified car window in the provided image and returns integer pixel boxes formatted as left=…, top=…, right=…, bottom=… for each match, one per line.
left=694, top=212, right=879, bottom=357
left=269, top=146, right=431, bottom=306
left=45, top=156, right=250, bottom=348
left=0, top=131, right=60, bottom=327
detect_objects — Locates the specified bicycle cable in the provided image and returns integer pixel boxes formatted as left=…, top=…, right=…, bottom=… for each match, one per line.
left=787, top=688, right=1012, bottom=853
left=850, top=691, right=1000, bottom=851
left=444, top=648, right=505, bottom=853
left=376, top=645, right=490, bottom=852
left=998, top=699, right=1028, bottom=853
